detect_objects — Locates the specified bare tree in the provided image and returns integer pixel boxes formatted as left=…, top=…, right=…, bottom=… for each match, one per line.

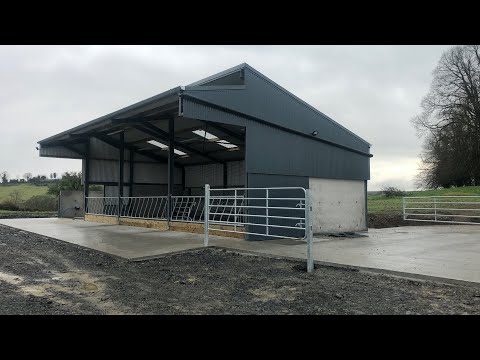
left=23, top=172, right=33, bottom=182
left=412, top=45, right=480, bottom=188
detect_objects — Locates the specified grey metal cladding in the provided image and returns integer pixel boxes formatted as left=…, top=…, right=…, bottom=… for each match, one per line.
left=247, top=173, right=309, bottom=189
left=90, top=137, right=121, bottom=160
left=132, top=184, right=168, bottom=197
left=183, top=98, right=369, bottom=180
left=134, top=163, right=182, bottom=184
left=182, top=66, right=370, bottom=153
left=198, top=70, right=245, bottom=86
left=227, top=161, right=245, bottom=186
left=182, top=98, right=247, bottom=127
left=89, top=159, right=129, bottom=183
left=105, top=185, right=130, bottom=197
left=39, top=146, right=83, bottom=159
left=247, top=122, right=370, bottom=180
left=185, top=163, right=224, bottom=188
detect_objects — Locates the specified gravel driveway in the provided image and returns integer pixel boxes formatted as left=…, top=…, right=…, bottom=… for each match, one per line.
left=1, top=224, right=479, bottom=315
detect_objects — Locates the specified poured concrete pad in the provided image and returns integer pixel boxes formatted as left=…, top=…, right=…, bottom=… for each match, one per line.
left=308, top=226, right=480, bottom=284
left=0, top=218, right=209, bottom=259
left=1, top=218, right=479, bottom=283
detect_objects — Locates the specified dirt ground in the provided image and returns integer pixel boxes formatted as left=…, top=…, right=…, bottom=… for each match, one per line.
left=368, top=213, right=454, bottom=229
left=1, top=224, right=479, bottom=315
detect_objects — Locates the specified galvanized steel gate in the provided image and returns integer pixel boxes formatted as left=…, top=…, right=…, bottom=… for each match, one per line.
left=203, top=185, right=314, bottom=272
left=403, top=196, right=480, bottom=225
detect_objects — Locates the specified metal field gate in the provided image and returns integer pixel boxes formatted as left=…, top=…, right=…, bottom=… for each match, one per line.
left=403, top=196, right=480, bottom=225
left=203, top=185, right=314, bottom=272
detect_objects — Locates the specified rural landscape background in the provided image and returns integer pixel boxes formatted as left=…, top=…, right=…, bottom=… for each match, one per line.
left=1, top=45, right=480, bottom=227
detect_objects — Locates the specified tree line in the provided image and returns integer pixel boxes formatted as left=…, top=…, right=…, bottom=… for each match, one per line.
left=0, top=171, right=59, bottom=185
left=412, top=45, right=480, bottom=188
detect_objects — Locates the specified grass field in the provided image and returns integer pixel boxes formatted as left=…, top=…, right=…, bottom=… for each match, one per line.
left=368, top=186, right=480, bottom=215
left=0, top=184, right=49, bottom=203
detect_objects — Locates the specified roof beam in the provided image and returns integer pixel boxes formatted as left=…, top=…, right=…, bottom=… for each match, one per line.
left=92, top=133, right=170, bottom=165
left=111, top=115, right=173, bottom=125
left=133, top=123, right=225, bottom=164
left=199, top=120, right=245, bottom=144
left=62, top=144, right=86, bottom=157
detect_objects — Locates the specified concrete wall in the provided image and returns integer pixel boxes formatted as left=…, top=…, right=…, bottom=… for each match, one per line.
left=309, top=178, right=367, bottom=234
left=84, top=214, right=244, bottom=238
left=59, top=190, right=103, bottom=218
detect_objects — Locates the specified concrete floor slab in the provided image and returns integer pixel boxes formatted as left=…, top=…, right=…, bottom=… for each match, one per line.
left=1, top=218, right=479, bottom=283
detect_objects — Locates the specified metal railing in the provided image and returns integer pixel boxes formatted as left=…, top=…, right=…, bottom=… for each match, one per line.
left=120, top=196, right=168, bottom=220
left=403, top=196, right=480, bottom=225
left=85, top=197, right=119, bottom=216
left=171, top=196, right=205, bottom=222
left=204, top=185, right=314, bottom=272
left=86, top=195, right=208, bottom=223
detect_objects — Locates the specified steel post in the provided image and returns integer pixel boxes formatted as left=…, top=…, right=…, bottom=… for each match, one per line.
left=305, top=189, right=314, bottom=273
left=204, top=184, right=210, bottom=246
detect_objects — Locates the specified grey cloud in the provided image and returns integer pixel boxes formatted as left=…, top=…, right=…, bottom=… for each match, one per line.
left=0, top=45, right=451, bottom=189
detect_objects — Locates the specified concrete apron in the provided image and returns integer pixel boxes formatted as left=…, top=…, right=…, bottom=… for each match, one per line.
left=0, top=218, right=479, bottom=286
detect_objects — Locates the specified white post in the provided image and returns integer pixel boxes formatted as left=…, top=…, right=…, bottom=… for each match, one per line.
left=204, top=184, right=210, bottom=247
left=434, top=197, right=437, bottom=222
left=234, top=189, right=237, bottom=232
left=266, top=188, right=269, bottom=236
left=305, top=189, right=314, bottom=273
left=402, top=197, right=406, bottom=220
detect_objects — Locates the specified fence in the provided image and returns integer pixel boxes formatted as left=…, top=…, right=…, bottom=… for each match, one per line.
left=170, top=196, right=205, bottom=222
left=85, top=197, right=119, bottom=216
left=403, top=196, right=480, bottom=225
left=85, top=188, right=315, bottom=273
left=204, top=185, right=314, bottom=272
left=86, top=195, right=204, bottom=222
left=120, top=196, right=168, bottom=220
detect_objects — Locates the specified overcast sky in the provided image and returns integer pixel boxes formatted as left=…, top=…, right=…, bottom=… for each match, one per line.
left=0, top=45, right=452, bottom=190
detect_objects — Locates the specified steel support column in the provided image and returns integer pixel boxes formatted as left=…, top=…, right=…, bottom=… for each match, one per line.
left=84, top=138, right=90, bottom=214
left=168, top=117, right=175, bottom=220
left=129, top=149, right=134, bottom=197
left=118, top=131, right=124, bottom=220
left=223, top=163, right=228, bottom=187
left=181, top=166, right=186, bottom=195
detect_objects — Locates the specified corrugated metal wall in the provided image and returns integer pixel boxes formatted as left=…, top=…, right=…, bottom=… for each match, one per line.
left=90, top=138, right=123, bottom=160
left=185, top=163, right=223, bottom=188
left=246, top=122, right=370, bottom=180
left=104, top=185, right=130, bottom=197
left=134, top=163, right=182, bottom=184
left=39, top=146, right=83, bottom=159
left=184, top=161, right=245, bottom=188
left=227, top=161, right=245, bottom=186
left=182, top=98, right=370, bottom=181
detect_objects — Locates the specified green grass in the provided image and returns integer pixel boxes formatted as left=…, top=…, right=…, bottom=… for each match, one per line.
left=368, top=186, right=480, bottom=215
left=0, top=184, right=49, bottom=203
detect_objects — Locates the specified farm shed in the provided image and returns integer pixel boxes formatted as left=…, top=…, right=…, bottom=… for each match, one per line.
left=38, top=63, right=372, bottom=238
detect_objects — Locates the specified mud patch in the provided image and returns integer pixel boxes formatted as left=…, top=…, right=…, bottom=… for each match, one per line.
left=1, top=223, right=479, bottom=315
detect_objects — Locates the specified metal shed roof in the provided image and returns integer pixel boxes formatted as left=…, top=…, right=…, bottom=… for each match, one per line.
left=38, top=63, right=371, bottom=160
